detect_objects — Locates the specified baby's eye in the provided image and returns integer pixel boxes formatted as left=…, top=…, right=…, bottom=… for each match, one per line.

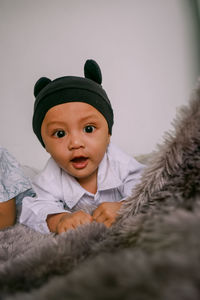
left=83, top=125, right=95, bottom=133
left=53, top=130, right=66, bottom=138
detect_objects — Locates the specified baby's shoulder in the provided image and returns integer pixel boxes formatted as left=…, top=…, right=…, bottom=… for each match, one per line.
left=107, top=143, right=144, bottom=178
left=34, top=157, right=61, bottom=184
left=107, top=143, right=137, bottom=165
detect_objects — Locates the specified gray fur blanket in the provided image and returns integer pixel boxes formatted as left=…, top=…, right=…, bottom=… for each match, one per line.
left=1, top=80, right=200, bottom=300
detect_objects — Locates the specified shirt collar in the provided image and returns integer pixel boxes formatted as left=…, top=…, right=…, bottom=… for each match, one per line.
left=61, top=172, right=85, bottom=209
left=97, top=151, right=122, bottom=190
left=61, top=149, right=123, bottom=209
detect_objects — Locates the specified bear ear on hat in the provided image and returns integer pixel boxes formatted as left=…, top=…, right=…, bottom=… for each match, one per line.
left=84, top=59, right=102, bottom=85
left=34, top=77, right=51, bottom=97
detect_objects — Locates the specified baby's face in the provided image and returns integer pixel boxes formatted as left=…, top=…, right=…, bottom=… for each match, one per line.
left=41, top=102, right=110, bottom=189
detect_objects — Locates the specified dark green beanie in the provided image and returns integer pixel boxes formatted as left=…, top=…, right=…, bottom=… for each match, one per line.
left=32, top=59, right=114, bottom=147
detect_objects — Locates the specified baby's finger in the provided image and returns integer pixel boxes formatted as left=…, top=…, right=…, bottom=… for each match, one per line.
left=94, top=213, right=108, bottom=224
left=92, top=208, right=102, bottom=220
left=57, top=223, right=74, bottom=234
left=104, top=219, right=114, bottom=228
left=80, top=216, right=93, bottom=225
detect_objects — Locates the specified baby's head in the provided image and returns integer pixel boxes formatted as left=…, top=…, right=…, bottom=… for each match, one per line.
left=33, top=59, right=114, bottom=148
left=32, top=60, right=114, bottom=186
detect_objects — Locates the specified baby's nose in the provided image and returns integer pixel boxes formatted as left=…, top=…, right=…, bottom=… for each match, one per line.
left=68, top=133, right=84, bottom=150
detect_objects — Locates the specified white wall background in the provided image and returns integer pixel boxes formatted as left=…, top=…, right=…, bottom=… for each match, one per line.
left=0, top=0, right=199, bottom=169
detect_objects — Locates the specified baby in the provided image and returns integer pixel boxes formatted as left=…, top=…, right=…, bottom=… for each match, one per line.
left=20, top=59, right=144, bottom=234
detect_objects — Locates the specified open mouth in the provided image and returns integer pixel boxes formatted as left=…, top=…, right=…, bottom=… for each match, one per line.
left=71, top=156, right=89, bottom=169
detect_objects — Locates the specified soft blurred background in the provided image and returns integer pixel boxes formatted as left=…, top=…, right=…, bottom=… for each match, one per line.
left=0, top=0, right=200, bottom=169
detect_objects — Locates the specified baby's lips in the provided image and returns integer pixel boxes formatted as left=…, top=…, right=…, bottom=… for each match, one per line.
left=71, top=156, right=89, bottom=169
left=71, top=156, right=88, bottom=163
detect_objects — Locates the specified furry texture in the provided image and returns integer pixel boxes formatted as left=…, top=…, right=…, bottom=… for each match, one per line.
left=1, top=79, right=200, bottom=299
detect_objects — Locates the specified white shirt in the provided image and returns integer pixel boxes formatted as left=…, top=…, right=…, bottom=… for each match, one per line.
left=20, top=143, right=145, bottom=233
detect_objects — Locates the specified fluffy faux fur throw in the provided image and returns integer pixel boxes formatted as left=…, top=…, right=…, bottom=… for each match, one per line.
left=1, top=79, right=200, bottom=300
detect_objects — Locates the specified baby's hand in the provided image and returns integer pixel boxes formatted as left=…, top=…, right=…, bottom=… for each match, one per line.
left=92, top=201, right=123, bottom=228
left=57, top=211, right=93, bottom=234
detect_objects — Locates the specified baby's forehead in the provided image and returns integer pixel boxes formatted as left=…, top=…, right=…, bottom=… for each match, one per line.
left=46, top=101, right=103, bottom=115
left=43, top=102, right=107, bottom=125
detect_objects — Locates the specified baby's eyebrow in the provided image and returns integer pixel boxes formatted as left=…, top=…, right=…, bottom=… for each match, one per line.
left=80, top=114, right=100, bottom=122
left=45, top=114, right=100, bottom=129
left=46, top=121, right=66, bottom=128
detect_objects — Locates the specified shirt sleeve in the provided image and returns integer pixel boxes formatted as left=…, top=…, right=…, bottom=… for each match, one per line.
left=0, top=147, right=32, bottom=203
left=19, top=159, right=70, bottom=234
left=20, top=192, right=68, bottom=234
left=119, top=158, right=145, bottom=201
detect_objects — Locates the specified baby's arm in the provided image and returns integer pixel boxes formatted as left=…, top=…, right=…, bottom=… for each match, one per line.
left=0, top=198, right=16, bottom=229
left=92, top=201, right=124, bottom=228
left=47, top=210, right=93, bottom=234
left=92, top=156, right=145, bottom=228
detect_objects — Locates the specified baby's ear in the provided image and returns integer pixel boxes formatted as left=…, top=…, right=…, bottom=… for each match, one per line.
left=84, top=59, right=102, bottom=84
left=34, top=77, right=51, bottom=97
